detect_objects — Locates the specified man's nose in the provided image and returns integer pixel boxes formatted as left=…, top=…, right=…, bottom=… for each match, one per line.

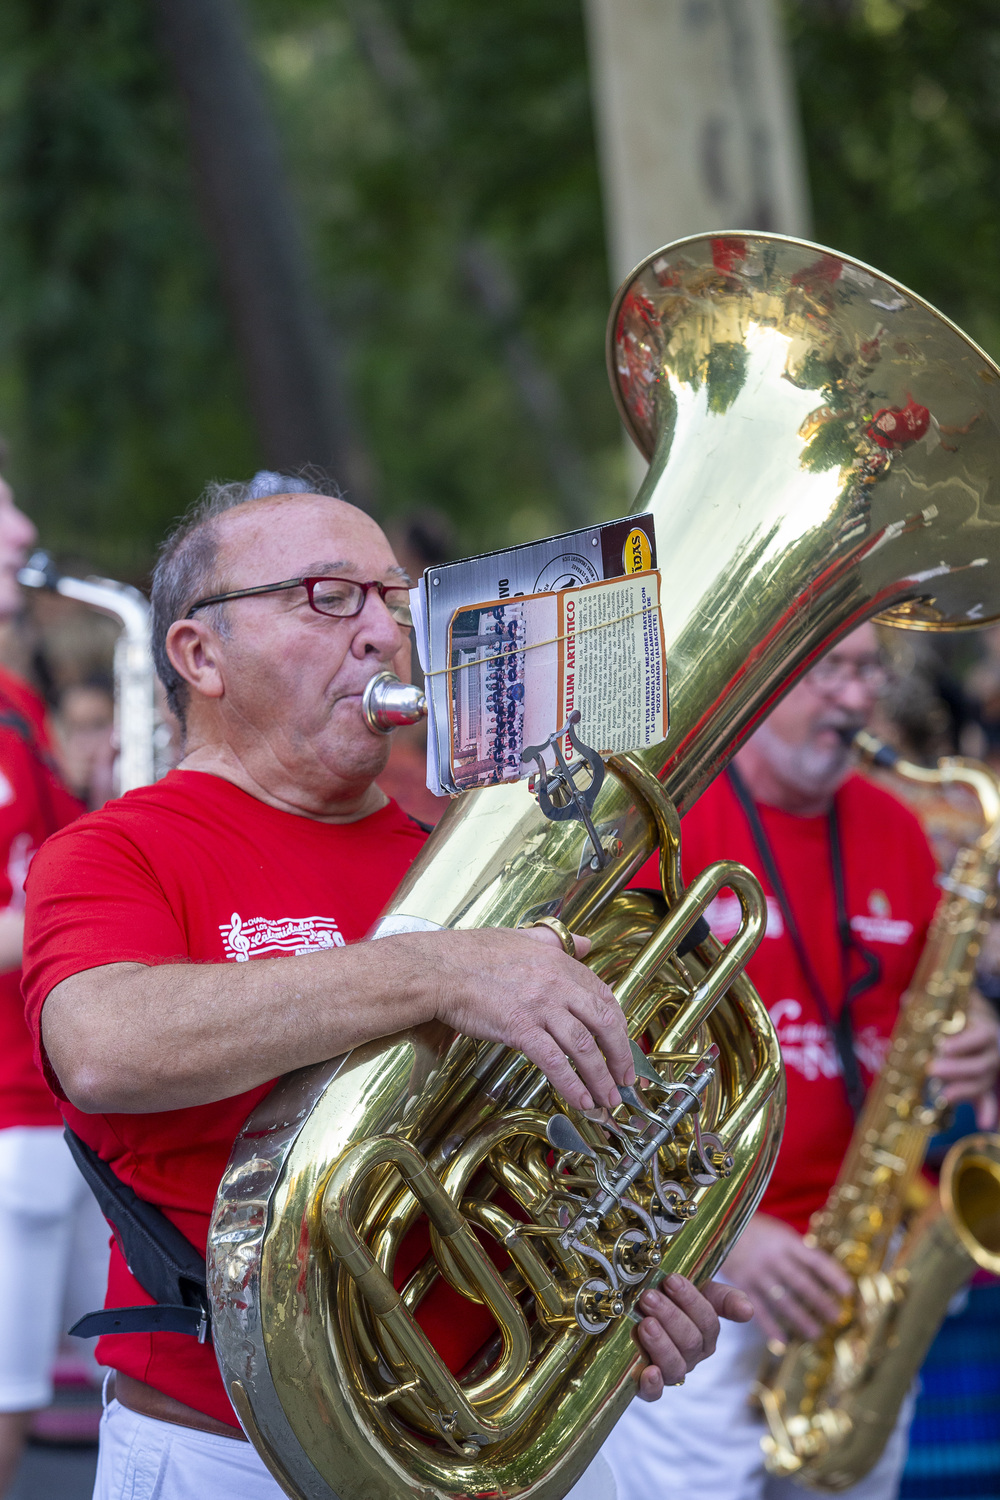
left=351, top=588, right=407, bottom=658
left=832, top=673, right=877, bottom=715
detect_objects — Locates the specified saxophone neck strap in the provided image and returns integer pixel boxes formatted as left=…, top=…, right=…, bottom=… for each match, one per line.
left=725, top=763, right=878, bottom=1118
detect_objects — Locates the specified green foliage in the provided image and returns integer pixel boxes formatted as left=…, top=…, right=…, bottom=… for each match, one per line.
left=0, top=0, right=259, bottom=578
left=705, top=343, right=750, bottom=414
left=0, top=0, right=998, bottom=576
left=787, top=0, right=1000, bottom=357
left=801, top=416, right=858, bottom=472
left=248, top=0, right=624, bottom=553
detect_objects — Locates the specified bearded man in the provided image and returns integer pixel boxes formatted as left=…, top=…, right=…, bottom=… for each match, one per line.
left=603, top=622, right=1000, bottom=1500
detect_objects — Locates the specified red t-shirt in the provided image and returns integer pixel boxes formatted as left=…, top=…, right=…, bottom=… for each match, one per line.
left=0, top=666, right=81, bottom=1129
left=22, top=769, right=431, bottom=1427
left=632, top=772, right=938, bottom=1233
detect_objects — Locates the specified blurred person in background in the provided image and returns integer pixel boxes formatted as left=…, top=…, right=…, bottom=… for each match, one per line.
left=0, top=455, right=108, bottom=1493
left=866, top=633, right=982, bottom=873
left=54, top=674, right=116, bottom=811
left=603, top=623, right=1000, bottom=1500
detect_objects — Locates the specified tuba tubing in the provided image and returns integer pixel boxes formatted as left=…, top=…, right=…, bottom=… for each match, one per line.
left=209, top=232, right=1000, bottom=1500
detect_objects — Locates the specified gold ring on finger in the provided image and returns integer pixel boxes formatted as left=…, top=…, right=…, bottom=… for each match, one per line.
left=523, top=916, right=576, bottom=957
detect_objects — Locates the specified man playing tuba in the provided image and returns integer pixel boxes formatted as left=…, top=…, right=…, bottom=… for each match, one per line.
left=21, top=475, right=752, bottom=1500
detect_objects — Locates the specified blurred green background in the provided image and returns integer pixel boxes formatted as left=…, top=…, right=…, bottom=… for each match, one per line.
left=0, top=0, right=996, bottom=579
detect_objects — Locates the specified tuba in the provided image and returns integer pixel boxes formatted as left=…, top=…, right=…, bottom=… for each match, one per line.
left=208, top=233, right=1000, bottom=1500
left=756, top=733, right=1000, bottom=1490
left=17, top=550, right=168, bottom=794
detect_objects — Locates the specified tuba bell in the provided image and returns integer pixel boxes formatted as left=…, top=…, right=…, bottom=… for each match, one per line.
left=208, top=233, right=1000, bottom=1500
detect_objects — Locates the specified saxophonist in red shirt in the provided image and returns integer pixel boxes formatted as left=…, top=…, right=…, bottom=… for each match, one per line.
left=603, top=623, right=1000, bottom=1500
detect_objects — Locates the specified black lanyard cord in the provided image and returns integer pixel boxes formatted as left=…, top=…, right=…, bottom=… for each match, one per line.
left=725, top=763, right=880, bottom=1117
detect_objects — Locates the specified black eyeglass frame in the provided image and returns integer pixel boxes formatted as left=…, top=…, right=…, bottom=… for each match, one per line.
left=184, top=574, right=412, bottom=624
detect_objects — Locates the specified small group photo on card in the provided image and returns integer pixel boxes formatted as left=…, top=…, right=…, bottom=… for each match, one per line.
left=446, top=570, right=667, bottom=792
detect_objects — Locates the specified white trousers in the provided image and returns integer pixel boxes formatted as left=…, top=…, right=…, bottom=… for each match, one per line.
left=0, top=1125, right=110, bottom=1411
left=93, top=1399, right=618, bottom=1500
left=602, top=1311, right=913, bottom=1500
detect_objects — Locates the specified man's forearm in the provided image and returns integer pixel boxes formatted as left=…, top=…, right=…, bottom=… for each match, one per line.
left=42, top=940, right=440, bottom=1114
left=42, top=926, right=630, bottom=1118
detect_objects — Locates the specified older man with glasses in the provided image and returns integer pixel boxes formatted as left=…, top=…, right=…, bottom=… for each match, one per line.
left=18, top=473, right=751, bottom=1500
left=602, top=622, right=1000, bottom=1500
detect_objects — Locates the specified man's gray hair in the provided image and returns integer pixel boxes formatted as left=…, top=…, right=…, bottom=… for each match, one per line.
left=151, top=470, right=341, bottom=730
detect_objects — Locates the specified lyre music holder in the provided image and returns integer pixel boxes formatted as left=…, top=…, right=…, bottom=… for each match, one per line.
left=521, top=710, right=608, bottom=870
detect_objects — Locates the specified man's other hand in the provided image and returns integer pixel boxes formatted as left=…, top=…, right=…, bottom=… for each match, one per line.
left=929, top=991, right=1000, bottom=1129
left=633, top=1275, right=753, bottom=1401
left=429, top=925, right=635, bottom=1113
left=719, top=1212, right=852, bottom=1344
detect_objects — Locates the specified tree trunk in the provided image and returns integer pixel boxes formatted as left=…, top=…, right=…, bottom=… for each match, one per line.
left=150, top=0, right=375, bottom=506
left=583, top=0, right=812, bottom=288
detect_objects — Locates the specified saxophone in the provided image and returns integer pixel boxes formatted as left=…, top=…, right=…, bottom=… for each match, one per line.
left=208, top=232, right=1000, bottom=1500
left=756, top=731, right=1000, bottom=1491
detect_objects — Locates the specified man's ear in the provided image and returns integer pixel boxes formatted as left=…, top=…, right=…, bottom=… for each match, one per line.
left=165, top=619, right=225, bottom=702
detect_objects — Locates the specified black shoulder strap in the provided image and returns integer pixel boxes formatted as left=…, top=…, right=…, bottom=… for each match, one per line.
left=63, top=1128, right=211, bottom=1342
left=827, top=800, right=882, bottom=1099
left=726, top=764, right=868, bottom=1117
left=632, top=891, right=712, bottom=958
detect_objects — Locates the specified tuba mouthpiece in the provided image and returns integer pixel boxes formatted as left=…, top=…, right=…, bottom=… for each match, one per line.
left=361, top=672, right=428, bottom=734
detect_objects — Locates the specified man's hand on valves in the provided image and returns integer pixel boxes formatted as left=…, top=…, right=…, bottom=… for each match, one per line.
left=633, top=1275, right=754, bottom=1401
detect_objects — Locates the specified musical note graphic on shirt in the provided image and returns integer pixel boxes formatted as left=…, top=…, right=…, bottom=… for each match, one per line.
left=225, top=913, right=252, bottom=962
left=219, top=912, right=346, bottom=962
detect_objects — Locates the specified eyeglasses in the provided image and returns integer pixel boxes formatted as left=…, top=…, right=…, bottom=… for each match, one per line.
left=806, top=655, right=888, bottom=692
left=184, top=575, right=412, bottom=627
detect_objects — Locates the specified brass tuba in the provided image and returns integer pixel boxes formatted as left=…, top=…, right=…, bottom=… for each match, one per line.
left=208, top=233, right=1000, bottom=1500
left=756, top=733, right=1000, bottom=1490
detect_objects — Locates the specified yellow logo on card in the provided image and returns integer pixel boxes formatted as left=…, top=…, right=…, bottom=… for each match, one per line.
left=623, top=528, right=652, bottom=574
